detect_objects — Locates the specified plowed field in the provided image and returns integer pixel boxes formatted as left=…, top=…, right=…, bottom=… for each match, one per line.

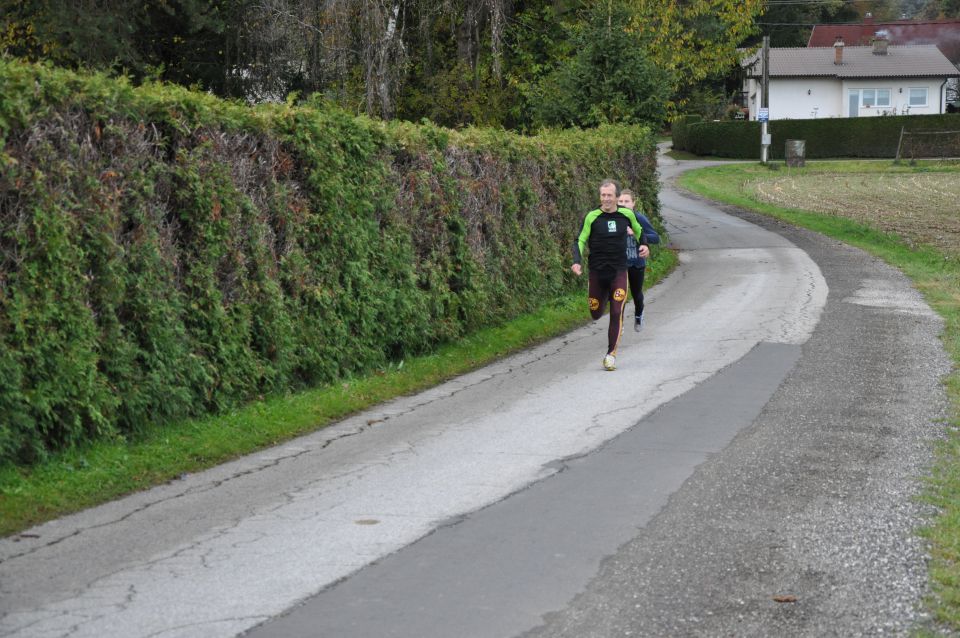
left=748, top=172, right=960, bottom=255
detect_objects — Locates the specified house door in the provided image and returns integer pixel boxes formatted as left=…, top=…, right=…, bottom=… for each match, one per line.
left=848, top=90, right=859, bottom=117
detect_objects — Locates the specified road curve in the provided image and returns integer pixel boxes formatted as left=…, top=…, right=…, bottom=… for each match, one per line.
left=0, top=151, right=947, bottom=638
left=523, top=153, right=952, bottom=637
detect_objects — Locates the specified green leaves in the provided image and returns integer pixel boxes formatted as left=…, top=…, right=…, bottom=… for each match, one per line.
left=0, top=58, right=658, bottom=465
left=530, top=5, right=673, bottom=129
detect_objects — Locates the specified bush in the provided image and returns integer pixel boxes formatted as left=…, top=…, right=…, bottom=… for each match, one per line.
left=672, top=113, right=960, bottom=159
left=0, top=58, right=660, bottom=464
left=670, top=114, right=702, bottom=152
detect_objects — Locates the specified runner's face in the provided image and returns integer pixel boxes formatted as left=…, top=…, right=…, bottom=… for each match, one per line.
left=599, top=185, right=618, bottom=212
left=617, top=193, right=634, bottom=210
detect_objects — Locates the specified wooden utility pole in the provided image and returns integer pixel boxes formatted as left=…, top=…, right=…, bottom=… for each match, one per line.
left=762, top=36, right=770, bottom=110
left=761, top=35, right=770, bottom=163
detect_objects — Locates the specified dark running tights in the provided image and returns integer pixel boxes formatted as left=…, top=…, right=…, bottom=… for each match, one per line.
left=587, top=269, right=628, bottom=355
left=628, top=265, right=646, bottom=316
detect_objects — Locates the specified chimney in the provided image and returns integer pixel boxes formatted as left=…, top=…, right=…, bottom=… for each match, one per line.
left=872, top=30, right=889, bottom=55
left=834, top=36, right=845, bottom=65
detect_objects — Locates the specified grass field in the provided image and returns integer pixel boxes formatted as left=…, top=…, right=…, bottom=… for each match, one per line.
left=679, top=159, right=960, bottom=633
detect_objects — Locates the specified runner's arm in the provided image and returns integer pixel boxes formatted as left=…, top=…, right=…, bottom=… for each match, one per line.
left=636, top=213, right=660, bottom=245
left=621, top=209, right=648, bottom=246
left=572, top=212, right=594, bottom=265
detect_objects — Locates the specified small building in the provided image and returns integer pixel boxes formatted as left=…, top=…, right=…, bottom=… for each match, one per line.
left=741, top=37, right=960, bottom=120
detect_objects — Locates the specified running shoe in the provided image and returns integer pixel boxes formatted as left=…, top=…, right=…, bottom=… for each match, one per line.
left=634, top=313, right=644, bottom=332
left=602, top=354, right=616, bottom=371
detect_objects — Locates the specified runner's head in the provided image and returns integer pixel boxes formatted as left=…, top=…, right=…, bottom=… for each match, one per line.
left=599, top=179, right=619, bottom=212
left=617, top=189, right=636, bottom=211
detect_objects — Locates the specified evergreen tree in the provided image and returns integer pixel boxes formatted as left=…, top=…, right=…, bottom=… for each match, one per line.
left=532, top=5, right=672, bottom=128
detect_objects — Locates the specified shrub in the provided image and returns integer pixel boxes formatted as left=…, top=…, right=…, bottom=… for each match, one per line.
left=673, top=113, right=960, bottom=159
left=0, top=58, right=660, bottom=463
left=670, top=114, right=702, bottom=152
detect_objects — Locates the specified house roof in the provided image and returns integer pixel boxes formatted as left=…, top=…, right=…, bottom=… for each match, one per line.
left=808, top=19, right=960, bottom=65
left=742, top=45, right=960, bottom=79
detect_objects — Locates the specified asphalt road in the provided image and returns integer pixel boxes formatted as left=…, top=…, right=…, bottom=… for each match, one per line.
left=0, top=152, right=950, bottom=638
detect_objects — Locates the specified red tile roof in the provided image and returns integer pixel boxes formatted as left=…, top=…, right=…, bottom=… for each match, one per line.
left=808, top=19, right=960, bottom=65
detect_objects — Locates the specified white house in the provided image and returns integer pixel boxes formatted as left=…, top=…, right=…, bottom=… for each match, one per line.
left=741, top=38, right=960, bottom=120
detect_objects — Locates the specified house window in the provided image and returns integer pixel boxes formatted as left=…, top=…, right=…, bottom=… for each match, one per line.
left=861, top=89, right=891, bottom=107
left=908, top=88, right=928, bottom=107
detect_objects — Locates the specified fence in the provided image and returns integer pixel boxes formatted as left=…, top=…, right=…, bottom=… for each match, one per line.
left=894, top=127, right=960, bottom=162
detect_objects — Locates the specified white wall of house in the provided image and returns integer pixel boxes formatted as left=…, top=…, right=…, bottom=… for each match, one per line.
left=743, top=78, right=841, bottom=119
left=744, top=78, right=760, bottom=120
left=744, top=76, right=951, bottom=120
left=770, top=78, right=842, bottom=119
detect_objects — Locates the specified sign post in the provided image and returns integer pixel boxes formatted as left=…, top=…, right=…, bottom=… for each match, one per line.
left=759, top=107, right=770, bottom=162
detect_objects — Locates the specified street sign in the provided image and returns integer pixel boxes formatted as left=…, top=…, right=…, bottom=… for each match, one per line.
left=758, top=108, right=769, bottom=122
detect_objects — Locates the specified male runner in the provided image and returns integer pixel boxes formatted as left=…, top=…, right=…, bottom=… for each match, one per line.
left=570, top=180, right=650, bottom=371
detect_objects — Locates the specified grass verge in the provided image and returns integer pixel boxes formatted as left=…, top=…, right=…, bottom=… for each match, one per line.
left=0, top=248, right=678, bottom=538
left=678, top=161, right=960, bottom=632
left=665, top=148, right=739, bottom=161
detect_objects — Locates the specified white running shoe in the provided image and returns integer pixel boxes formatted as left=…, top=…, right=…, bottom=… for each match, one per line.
left=634, top=313, right=644, bottom=332
left=602, top=354, right=616, bottom=371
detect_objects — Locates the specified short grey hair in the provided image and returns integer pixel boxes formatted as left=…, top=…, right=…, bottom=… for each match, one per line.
left=599, top=179, right=620, bottom=196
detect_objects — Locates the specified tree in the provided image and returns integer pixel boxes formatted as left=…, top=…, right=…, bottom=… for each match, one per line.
left=396, top=0, right=508, bottom=125
left=135, top=0, right=236, bottom=95
left=532, top=5, right=673, bottom=128
left=6, top=0, right=741, bottom=128
left=897, top=0, right=931, bottom=18
left=622, top=0, right=764, bottom=97
left=755, top=0, right=859, bottom=48
left=0, top=1, right=245, bottom=96
left=920, top=0, right=960, bottom=17
left=239, top=0, right=511, bottom=119
left=0, top=0, right=141, bottom=69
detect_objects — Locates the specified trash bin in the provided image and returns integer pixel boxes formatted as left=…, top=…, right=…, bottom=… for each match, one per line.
left=785, top=139, right=806, bottom=167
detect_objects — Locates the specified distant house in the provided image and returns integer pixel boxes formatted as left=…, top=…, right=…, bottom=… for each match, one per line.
left=741, top=37, right=960, bottom=120
left=808, top=16, right=960, bottom=67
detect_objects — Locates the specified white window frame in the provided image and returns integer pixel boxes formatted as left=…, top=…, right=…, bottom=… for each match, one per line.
left=908, top=87, right=928, bottom=107
left=861, top=88, right=892, bottom=108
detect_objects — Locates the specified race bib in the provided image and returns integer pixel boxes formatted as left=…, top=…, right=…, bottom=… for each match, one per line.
left=607, top=220, right=617, bottom=232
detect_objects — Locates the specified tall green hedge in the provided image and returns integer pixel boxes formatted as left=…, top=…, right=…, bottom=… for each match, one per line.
left=668, top=114, right=702, bottom=153
left=673, top=113, right=960, bottom=159
left=0, top=59, right=659, bottom=464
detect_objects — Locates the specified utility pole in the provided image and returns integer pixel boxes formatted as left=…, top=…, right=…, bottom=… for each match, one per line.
left=761, top=35, right=770, bottom=163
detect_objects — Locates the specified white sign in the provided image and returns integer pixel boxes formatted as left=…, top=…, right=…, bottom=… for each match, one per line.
left=762, top=133, right=772, bottom=145
left=758, top=108, right=769, bottom=122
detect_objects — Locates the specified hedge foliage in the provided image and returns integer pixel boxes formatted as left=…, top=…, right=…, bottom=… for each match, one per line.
left=0, top=58, right=660, bottom=464
left=672, top=113, right=960, bottom=159
left=669, top=114, right=702, bottom=153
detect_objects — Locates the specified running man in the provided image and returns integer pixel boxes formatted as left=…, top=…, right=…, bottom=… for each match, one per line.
left=571, top=180, right=650, bottom=371
left=617, top=188, right=660, bottom=332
